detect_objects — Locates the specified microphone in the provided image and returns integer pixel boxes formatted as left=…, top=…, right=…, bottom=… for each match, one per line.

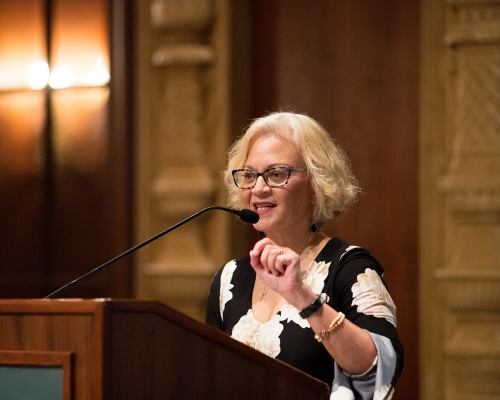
left=232, top=208, right=259, bottom=224
left=44, top=206, right=259, bottom=299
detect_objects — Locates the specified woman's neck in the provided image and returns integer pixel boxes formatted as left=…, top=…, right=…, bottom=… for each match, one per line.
left=265, top=229, right=321, bottom=258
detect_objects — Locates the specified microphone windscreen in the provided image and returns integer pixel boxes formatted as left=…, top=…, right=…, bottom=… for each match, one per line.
left=239, top=209, right=259, bottom=224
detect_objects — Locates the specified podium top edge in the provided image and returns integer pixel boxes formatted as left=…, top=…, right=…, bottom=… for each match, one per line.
left=0, top=298, right=167, bottom=313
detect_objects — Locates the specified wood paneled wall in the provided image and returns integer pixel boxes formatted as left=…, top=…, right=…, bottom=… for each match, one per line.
left=232, top=2, right=420, bottom=399
left=0, top=0, right=133, bottom=300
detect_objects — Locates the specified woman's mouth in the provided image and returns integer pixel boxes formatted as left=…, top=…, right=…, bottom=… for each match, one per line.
left=253, top=203, right=276, bottom=213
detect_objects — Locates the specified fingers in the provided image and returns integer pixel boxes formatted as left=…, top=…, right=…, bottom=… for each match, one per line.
left=264, top=247, right=286, bottom=275
left=249, top=238, right=290, bottom=276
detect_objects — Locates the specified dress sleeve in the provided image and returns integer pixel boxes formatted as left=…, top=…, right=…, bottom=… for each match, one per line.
left=326, top=246, right=403, bottom=398
left=331, top=333, right=398, bottom=400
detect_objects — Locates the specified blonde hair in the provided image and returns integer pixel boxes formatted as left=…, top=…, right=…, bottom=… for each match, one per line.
left=224, top=111, right=360, bottom=228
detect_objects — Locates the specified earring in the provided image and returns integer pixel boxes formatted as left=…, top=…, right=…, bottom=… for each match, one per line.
left=310, top=224, right=317, bottom=232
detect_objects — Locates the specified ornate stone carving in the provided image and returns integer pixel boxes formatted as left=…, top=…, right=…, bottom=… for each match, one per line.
left=134, top=0, right=230, bottom=321
left=425, top=0, right=500, bottom=398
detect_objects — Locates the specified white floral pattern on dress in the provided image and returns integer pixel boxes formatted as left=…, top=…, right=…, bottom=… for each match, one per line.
left=280, top=261, right=331, bottom=328
left=340, top=245, right=360, bottom=260
left=232, top=310, right=284, bottom=357
left=219, top=260, right=237, bottom=319
left=351, top=268, right=397, bottom=326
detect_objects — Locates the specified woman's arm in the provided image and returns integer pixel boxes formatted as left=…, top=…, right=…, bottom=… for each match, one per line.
left=249, top=237, right=401, bottom=376
left=284, top=283, right=377, bottom=374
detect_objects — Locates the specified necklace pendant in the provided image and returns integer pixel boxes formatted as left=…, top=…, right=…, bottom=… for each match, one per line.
left=260, top=290, right=267, bottom=301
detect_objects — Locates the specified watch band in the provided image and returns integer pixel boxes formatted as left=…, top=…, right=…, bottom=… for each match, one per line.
left=299, top=294, right=325, bottom=319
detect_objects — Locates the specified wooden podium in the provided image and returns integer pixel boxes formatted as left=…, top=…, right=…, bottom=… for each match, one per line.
left=0, top=299, right=330, bottom=399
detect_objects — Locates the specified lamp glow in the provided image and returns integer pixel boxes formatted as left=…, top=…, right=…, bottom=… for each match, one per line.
left=27, top=61, right=49, bottom=89
left=86, top=58, right=110, bottom=86
left=49, top=66, right=75, bottom=89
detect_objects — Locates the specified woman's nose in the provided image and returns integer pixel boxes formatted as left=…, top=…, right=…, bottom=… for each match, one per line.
left=252, top=175, right=270, bottom=192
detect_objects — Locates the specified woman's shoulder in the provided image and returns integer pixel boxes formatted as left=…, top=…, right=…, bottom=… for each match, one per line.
left=321, top=237, right=385, bottom=275
left=319, top=237, right=359, bottom=262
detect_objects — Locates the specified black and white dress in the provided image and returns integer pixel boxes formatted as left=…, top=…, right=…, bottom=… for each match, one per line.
left=206, top=238, right=404, bottom=400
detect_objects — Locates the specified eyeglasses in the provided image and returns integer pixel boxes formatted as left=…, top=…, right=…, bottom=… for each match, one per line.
left=232, top=166, right=306, bottom=189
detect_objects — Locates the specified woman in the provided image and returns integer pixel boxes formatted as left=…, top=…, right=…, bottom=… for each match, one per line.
left=206, top=112, right=403, bottom=399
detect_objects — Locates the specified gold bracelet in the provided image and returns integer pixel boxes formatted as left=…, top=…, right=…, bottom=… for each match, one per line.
left=314, top=312, right=345, bottom=343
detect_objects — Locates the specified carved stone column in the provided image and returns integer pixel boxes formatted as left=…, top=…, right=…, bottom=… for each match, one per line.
left=133, top=0, right=231, bottom=321
left=421, top=1, right=500, bottom=399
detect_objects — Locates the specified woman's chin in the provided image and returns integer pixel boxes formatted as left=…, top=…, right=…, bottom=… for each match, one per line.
left=253, top=221, right=269, bottom=233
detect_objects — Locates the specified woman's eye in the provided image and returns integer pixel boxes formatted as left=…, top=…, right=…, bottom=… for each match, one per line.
left=270, top=171, right=284, bottom=179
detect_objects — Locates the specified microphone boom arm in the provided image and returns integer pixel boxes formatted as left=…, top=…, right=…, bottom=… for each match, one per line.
left=44, top=206, right=256, bottom=299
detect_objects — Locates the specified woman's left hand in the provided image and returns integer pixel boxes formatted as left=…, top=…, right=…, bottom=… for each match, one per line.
left=249, top=237, right=304, bottom=299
